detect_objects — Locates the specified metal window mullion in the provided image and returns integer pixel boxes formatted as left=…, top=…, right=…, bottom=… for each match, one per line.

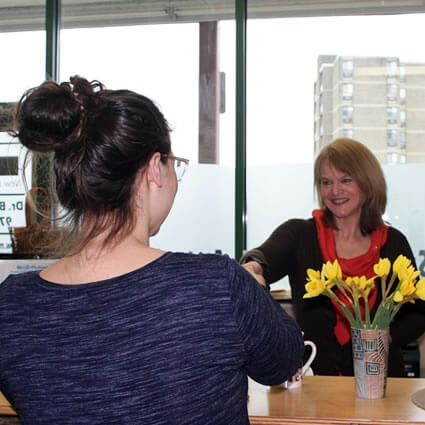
left=235, top=0, right=247, bottom=260
left=46, top=0, right=61, bottom=81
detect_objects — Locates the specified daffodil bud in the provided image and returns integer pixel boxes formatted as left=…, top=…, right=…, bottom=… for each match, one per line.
left=323, top=259, right=342, bottom=281
left=306, top=268, right=320, bottom=281
left=373, top=258, right=390, bottom=277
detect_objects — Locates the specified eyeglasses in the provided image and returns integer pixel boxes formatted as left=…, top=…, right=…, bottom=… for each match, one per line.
left=161, top=154, right=189, bottom=182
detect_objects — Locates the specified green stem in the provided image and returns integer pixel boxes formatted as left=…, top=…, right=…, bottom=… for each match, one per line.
left=388, top=303, right=402, bottom=323
left=380, top=276, right=387, bottom=302
left=326, top=288, right=359, bottom=328
left=335, top=279, right=353, bottom=305
left=352, top=297, right=363, bottom=326
left=384, top=273, right=397, bottom=299
left=371, top=298, right=393, bottom=329
left=338, top=302, right=359, bottom=328
left=364, top=298, right=371, bottom=328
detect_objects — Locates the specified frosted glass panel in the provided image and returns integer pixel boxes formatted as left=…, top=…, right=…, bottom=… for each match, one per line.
left=151, top=164, right=234, bottom=257
left=246, top=162, right=425, bottom=289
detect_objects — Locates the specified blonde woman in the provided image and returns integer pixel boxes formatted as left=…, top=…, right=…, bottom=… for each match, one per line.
left=242, top=138, right=425, bottom=377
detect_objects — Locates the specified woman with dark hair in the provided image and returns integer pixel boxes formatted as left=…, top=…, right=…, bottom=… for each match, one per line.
left=0, top=76, right=304, bottom=425
left=241, top=137, right=425, bottom=377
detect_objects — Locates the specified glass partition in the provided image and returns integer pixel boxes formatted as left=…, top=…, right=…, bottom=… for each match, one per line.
left=0, top=0, right=45, bottom=257
left=246, top=13, right=425, bottom=289
left=60, top=1, right=236, bottom=256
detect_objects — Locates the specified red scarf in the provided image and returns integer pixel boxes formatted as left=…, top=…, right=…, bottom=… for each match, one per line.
left=312, top=209, right=388, bottom=346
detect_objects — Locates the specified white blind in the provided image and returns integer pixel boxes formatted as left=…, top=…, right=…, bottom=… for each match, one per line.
left=0, top=0, right=425, bottom=32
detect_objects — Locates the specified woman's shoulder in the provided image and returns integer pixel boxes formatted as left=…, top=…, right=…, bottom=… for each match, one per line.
left=163, top=252, right=256, bottom=293
left=382, top=225, right=414, bottom=261
left=385, top=225, right=410, bottom=243
left=285, top=217, right=316, bottom=227
left=271, top=217, right=316, bottom=236
left=164, top=252, right=240, bottom=275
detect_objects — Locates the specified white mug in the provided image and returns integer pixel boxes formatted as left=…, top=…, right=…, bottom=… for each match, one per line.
left=284, top=340, right=317, bottom=389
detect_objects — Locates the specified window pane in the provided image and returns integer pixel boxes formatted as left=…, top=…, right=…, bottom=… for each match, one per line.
left=387, top=107, right=398, bottom=124
left=60, top=2, right=236, bottom=256
left=0, top=0, right=45, bottom=257
left=246, top=13, right=425, bottom=292
left=343, top=106, right=353, bottom=123
left=342, top=60, right=353, bottom=78
left=387, top=84, right=398, bottom=101
left=387, top=130, right=398, bottom=147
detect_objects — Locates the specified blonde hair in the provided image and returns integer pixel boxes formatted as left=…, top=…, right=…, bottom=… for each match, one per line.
left=314, top=138, right=387, bottom=234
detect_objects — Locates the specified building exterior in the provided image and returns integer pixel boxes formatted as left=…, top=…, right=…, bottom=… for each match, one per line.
left=314, top=55, right=425, bottom=163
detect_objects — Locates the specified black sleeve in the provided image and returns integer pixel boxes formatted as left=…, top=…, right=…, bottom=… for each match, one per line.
left=240, top=220, right=303, bottom=284
left=383, top=227, right=425, bottom=347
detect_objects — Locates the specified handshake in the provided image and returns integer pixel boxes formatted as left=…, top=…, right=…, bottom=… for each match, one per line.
left=242, top=261, right=267, bottom=288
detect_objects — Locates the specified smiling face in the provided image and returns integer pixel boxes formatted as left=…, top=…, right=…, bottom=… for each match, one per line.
left=319, top=160, right=364, bottom=224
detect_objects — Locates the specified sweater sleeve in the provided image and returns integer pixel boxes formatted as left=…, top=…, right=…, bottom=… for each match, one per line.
left=226, top=258, right=305, bottom=386
left=240, top=220, right=302, bottom=284
left=383, top=227, right=425, bottom=347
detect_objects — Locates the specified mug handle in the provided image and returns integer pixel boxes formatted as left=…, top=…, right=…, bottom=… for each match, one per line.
left=302, top=341, right=317, bottom=375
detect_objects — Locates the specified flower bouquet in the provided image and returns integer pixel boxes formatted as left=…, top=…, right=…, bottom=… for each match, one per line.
left=304, top=254, right=425, bottom=399
left=303, top=254, right=425, bottom=329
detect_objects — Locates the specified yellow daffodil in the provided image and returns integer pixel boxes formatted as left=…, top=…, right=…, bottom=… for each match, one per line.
left=306, top=268, right=321, bottom=281
left=346, top=276, right=374, bottom=299
left=393, top=280, right=416, bottom=303
left=373, top=258, right=391, bottom=277
left=304, top=255, right=423, bottom=329
left=346, top=276, right=361, bottom=299
left=397, top=264, right=420, bottom=283
left=415, top=278, right=425, bottom=301
left=303, top=278, right=326, bottom=298
left=392, top=255, right=411, bottom=275
left=322, top=259, right=342, bottom=281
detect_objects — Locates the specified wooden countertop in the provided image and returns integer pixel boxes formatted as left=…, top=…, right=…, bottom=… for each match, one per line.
left=3, top=376, right=425, bottom=424
left=248, top=375, right=425, bottom=424
left=0, top=393, right=14, bottom=416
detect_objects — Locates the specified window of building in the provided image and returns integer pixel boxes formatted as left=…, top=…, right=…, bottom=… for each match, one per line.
left=387, top=152, right=398, bottom=163
left=343, top=129, right=353, bottom=138
left=400, top=131, right=406, bottom=149
left=400, top=87, right=406, bottom=105
left=387, top=107, right=398, bottom=124
left=387, top=84, right=398, bottom=101
left=342, top=83, right=353, bottom=100
left=400, top=66, right=406, bottom=82
left=386, top=59, right=397, bottom=78
left=400, top=110, right=406, bottom=127
left=342, top=106, right=353, bottom=123
left=387, top=130, right=398, bottom=147
left=342, top=60, right=353, bottom=78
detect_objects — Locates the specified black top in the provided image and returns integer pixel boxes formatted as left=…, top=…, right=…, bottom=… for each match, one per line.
left=241, top=218, right=425, bottom=376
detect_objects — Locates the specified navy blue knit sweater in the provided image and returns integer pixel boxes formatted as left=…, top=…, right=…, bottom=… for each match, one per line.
left=0, top=252, right=304, bottom=425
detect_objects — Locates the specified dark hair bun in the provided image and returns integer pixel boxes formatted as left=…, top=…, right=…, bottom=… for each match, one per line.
left=15, top=76, right=103, bottom=154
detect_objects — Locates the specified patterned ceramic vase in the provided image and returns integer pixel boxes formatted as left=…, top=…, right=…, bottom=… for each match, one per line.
left=351, top=327, right=389, bottom=399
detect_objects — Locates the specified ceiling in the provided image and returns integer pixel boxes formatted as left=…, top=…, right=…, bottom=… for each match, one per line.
left=1, top=0, right=425, bottom=32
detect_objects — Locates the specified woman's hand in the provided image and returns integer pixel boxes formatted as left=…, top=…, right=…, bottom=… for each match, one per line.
left=242, top=261, right=267, bottom=287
